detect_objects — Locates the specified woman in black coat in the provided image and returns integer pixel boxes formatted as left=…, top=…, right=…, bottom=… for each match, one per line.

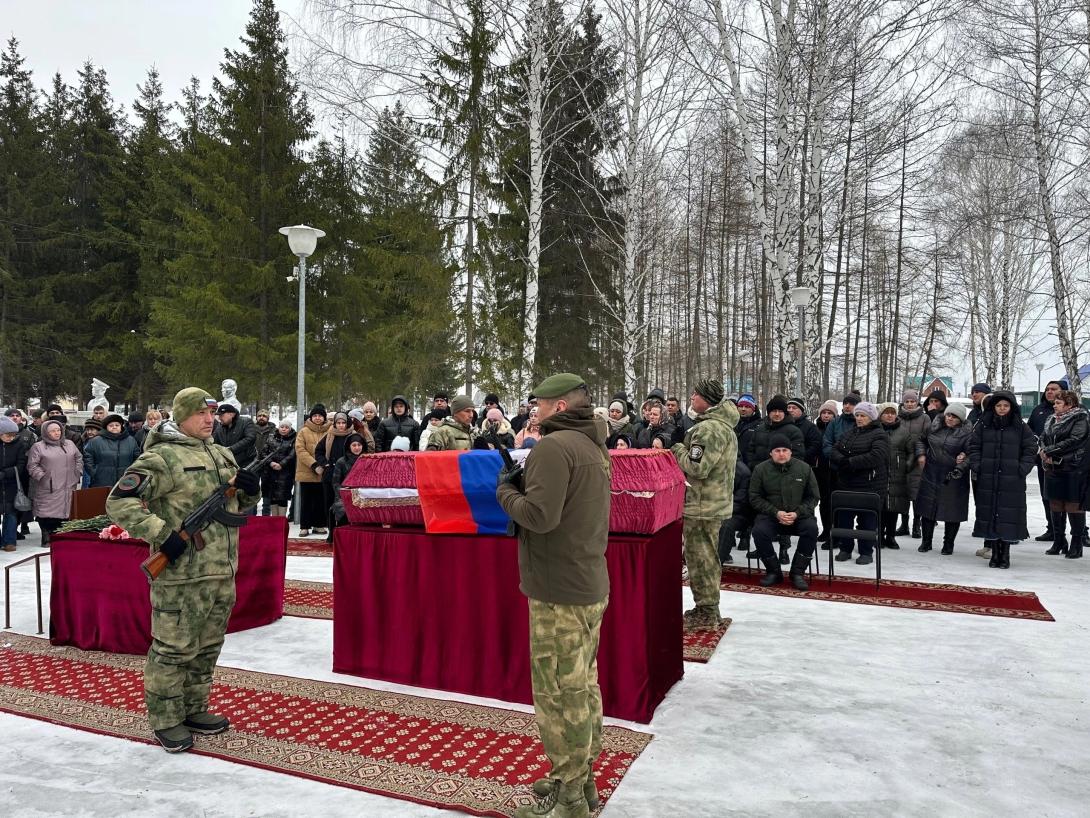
left=1039, top=390, right=1090, bottom=559
left=263, top=422, right=297, bottom=516
left=968, top=391, right=1037, bottom=568
left=915, top=403, right=972, bottom=554
left=828, top=402, right=890, bottom=565
left=0, top=422, right=30, bottom=551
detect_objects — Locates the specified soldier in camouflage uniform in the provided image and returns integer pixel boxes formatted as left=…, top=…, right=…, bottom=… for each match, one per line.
left=671, top=379, right=739, bottom=630
left=105, top=387, right=260, bottom=753
left=425, top=394, right=479, bottom=451
left=496, top=373, right=610, bottom=818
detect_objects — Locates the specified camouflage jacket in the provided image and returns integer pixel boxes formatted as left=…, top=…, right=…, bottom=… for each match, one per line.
left=105, top=421, right=258, bottom=586
left=425, top=418, right=478, bottom=451
left=671, top=399, right=740, bottom=520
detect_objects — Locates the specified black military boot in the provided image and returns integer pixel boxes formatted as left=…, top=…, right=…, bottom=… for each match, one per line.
left=788, top=551, right=811, bottom=591
left=1045, top=512, right=1068, bottom=555
left=997, top=541, right=1011, bottom=569
left=759, top=555, right=784, bottom=587
left=988, top=542, right=1001, bottom=568
left=940, top=527, right=956, bottom=555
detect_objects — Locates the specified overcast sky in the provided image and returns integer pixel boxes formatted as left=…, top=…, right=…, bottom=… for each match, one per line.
left=3, top=2, right=1072, bottom=395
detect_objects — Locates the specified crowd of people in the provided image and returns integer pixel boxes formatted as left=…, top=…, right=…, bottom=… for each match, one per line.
left=2, top=380, right=1087, bottom=573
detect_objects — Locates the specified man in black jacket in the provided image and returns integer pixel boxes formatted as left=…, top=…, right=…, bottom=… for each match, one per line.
left=212, top=405, right=258, bottom=468
left=375, top=396, right=421, bottom=451
left=1029, top=379, right=1065, bottom=540
left=787, top=397, right=823, bottom=467
left=748, top=434, right=820, bottom=590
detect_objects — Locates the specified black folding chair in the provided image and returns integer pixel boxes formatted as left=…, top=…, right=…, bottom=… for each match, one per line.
left=828, top=490, right=883, bottom=588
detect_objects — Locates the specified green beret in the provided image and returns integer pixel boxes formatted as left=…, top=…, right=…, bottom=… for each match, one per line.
left=533, top=373, right=586, bottom=399
left=172, top=387, right=217, bottom=424
left=449, top=395, right=475, bottom=413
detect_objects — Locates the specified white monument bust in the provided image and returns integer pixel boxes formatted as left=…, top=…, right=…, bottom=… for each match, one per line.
left=88, top=378, right=111, bottom=412
left=220, top=378, right=242, bottom=412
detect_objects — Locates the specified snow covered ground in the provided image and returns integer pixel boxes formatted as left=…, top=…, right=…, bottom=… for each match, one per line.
left=1, top=480, right=1087, bottom=818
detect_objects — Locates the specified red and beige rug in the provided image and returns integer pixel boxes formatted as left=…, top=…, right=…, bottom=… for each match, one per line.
left=0, top=633, right=651, bottom=817
left=287, top=539, right=335, bottom=557
left=284, top=580, right=730, bottom=663
left=716, top=565, right=1054, bottom=621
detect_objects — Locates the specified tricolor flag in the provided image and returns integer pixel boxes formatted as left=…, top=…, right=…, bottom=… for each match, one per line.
left=415, top=450, right=512, bottom=535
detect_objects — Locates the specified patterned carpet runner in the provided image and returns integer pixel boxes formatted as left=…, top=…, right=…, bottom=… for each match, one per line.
left=287, top=538, right=334, bottom=557
left=283, top=580, right=730, bottom=664
left=716, top=565, right=1054, bottom=620
left=0, top=633, right=651, bottom=818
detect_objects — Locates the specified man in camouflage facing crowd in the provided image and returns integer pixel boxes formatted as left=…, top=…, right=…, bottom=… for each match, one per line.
left=426, top=394, right=479, bottom=450
left=671, top=378, right=739, bottom=630
left=496, top=373, right=610, bottom=818
left=106, top=387, right=260, bottom=753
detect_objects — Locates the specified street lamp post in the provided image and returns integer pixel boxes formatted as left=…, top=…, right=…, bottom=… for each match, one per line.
left=1035, top=362, right=1044, bottom=396
left=279, top=224, right=325, bottom=528
left=789, top=286, right=813, bottom=400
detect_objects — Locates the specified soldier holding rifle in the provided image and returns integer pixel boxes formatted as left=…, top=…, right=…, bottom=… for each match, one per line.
left=105, top=387, right=260, bottom=753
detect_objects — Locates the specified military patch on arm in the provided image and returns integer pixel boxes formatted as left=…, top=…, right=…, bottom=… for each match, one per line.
left=689, top=445, right=704, bottom=462
left=110, top=471, right=149, bottom=499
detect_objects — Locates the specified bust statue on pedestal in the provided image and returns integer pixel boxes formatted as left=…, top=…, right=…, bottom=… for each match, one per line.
left=220, top=378, right=242, bottom=412
left=88, top=378, right=111, bottom=412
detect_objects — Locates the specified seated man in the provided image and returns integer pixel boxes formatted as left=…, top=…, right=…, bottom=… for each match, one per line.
left=748, top=433, right=821, bottom=591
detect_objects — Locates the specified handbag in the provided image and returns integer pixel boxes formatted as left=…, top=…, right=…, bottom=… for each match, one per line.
left=13, top=470, right=32, bottom=512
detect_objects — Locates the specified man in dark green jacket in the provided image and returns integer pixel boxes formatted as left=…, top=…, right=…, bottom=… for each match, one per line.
left=496, top=373, right=610, bottom=818
left=749, top=433, right=821, bottom=590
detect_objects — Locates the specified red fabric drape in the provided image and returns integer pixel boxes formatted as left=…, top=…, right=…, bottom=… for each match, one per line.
left=332, top=522, right=683, bottom=724
left=49, top=516, right=288, bottom=654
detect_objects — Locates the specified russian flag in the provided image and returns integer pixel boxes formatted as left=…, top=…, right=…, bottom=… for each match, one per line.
left=415, top=450, right=512, bottom=535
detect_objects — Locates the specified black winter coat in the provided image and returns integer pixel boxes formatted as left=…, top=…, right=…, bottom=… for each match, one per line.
left=1039, top=407, right=1090, bottom=504
left=915, top=422, right=972, bottom=522
left=83, top=431, right=140, bottom=488
left=634, top=420, right=675, bottom=449
left=882, top=419, right=915, bottom=514
left=793, top=416, right=823, bottom=467
left=213, top=416, right=258, bottom=467
left=374, top=402, right=421, bottom=452
left=732, top=460, right=752, bottom=518
left=1028, top=398, right=1055, bottom=437
left=745, top=417, right=804, bottom=467
left=734, top=411, right=763, bottom=463
left=968, top=402, right=1036, bottom=542
left=828, top=423, right=890, bottom=499
left=897, top=406, right=929, bottom=499
left=1, top=436, right=30, bottom=514
left=263, top=430, right=297, bottom=506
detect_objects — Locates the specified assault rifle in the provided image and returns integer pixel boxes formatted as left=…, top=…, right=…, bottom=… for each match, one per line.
left=489, top=433, right=522, bottom=537
left=140, top=450, right=277, bottom=582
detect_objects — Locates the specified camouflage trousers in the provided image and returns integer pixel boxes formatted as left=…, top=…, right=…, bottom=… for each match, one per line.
left=528, top=596, right=609, bottom=787
left=145, top=577, right=236, bottom=731
left=684, top=517, right=723, bottom=609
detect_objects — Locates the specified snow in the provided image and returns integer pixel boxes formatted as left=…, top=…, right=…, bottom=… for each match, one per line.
left=1, top=480, right=1088, bottom=817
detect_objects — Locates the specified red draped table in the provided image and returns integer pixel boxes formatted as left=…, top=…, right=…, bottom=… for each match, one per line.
left=49, top=516, right=289, bottom=655
left=332, top=521, right=683, bottom=723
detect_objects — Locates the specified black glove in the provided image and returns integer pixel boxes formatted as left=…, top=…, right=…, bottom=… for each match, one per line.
left=160, top=530, right=188, bottom=564
left=498, top=463, right=524, bottom=489
left=233, top=468, right=260, bottom=494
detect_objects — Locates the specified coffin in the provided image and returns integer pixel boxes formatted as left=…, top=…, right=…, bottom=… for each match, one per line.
left=340, top=449, right=685, bottom=535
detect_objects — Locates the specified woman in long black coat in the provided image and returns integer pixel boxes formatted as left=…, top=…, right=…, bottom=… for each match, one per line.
left=828, top=402, right=890, bottom=565
left=1039, top=390, right=1090, bottom=559
left=967, top=391, right=1037, bottom=568
left=879, top=404, right=914, bottom=550
left=263, top=422, right=297, bottom=516
left=915, top=403, right=972, bottom=554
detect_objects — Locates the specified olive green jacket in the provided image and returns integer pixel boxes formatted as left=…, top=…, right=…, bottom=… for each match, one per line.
left=105, top=422, right=258, bottom=586
left=425, top=417, right=478, bottom=451
left=671, top=400, right=740, bottom=520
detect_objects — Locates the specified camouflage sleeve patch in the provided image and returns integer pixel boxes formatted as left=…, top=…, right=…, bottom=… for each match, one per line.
left=110, top=470, right=150, bottom=499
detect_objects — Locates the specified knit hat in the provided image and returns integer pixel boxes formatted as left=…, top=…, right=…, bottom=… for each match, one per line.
left=83, top=418, right=103, bottom=432
left=646, top=387, right=666, bottom=402
left=345, top=432, right=367, bottom=451
left=819, top=399, right=838, bottom=414
left=971, top=383, right=992, bottom=395
left=433, top=391, right=449, bottom=401
left=878, top=402, right=899, bottom=418
left=945, top=402, right=968, bottom=422
left=694, top=378, right=724, bottom=406
left=841, top=393, right=861, bottom=407
left=390, top=436, right=411, bottom=452
left=348, top=408, right=364, bottom=422
left=308, top=403, right=327, bottom=420
left=484, top=393, right=500, bottom=405
left=362, top=401, right=377, bottom=413
left=486, top=407, right=504, bottom=423
left=46, top=403, right=63, bottom=413
left=171, top=387, right=217, bottom=424
left=768, top=433, right=792, bottom=453
left=854, top=401, right=879, bottom=421
left=738, top=394, right=756, bottom=408
left=3, top=408, right=21, bottom=418
left=609, top=400, right=626, bottom=415
left=593, top=406, right=609, bottom=422
left=128, top=411, right=146, bottom=423
left=450, top=395, right=474, bottom=414
left=103, top=413, right=127, bottom=428
left=430, top=407, right=450, bottom=420
left=786, top=397, right=806, bottom=413
left=766, top=394, right=789, bottom=414
left=278, top=418, right=294, bottom=430
left=0, top=417, right=18, bottom=434
left=901, top=389, right=919, bottom=404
